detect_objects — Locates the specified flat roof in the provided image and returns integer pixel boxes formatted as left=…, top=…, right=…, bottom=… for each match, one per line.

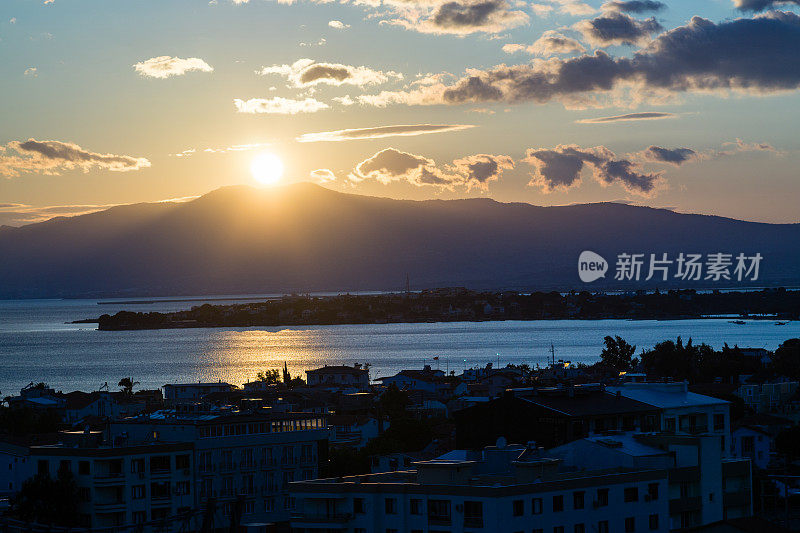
left=606, top=387, right=729, bottom=409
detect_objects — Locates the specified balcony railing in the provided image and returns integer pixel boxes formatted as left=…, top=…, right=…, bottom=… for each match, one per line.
left=290, top=513, right=353, bottom=523
left=464, top=517, right=484, bottom=528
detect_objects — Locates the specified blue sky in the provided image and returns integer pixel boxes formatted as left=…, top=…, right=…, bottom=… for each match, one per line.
left=1, top=0, right=799, bottom=225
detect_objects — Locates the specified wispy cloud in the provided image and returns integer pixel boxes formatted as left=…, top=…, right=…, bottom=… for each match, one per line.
left=170, top=143, right=271, bottom=157
left=0, top=139, right=151, bottom=178
left=576, top=112, right=677, bottom=123
left=133, top=56, right=213, bottom=79
left=297, top=124, right=475, bottom=142
left=234, top=97, right=329, bottom=114
left=310, top=168, right=337, bottom=182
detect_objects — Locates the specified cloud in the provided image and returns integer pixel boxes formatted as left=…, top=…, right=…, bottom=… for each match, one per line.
left=328, top=20, right=351, bottom=29
left=234, top=97, right=329, bottom=114
left=575, top=11, right=663, bottom=46
left=24, top=67, right=38, bottom=77
left=638, top=145, right=699, bottom=165
left=170, top=143, right=271, bottom=157
left=503, top=30, right=586, bottom=56
left=386, top=0, right=530, bottom=35
left=523, top=144, right=663, bottom=195
left=601, top=0, right=665, bottom=13
left=576, top=111, right=676, bottom=122
left=351, top=148, right=452, bottom=186
left=548, top=0, right=597, bottom=16
left=718, top=138, right=781, bottom=155
left=733, top=0, right=800, bottom=12
left=10, top=17, right=17, bottom=24
left=371, top=12, right=800, bottom=109
left=133, top=56, right=214, bottom=79
left=350, top=148, right=512, bottom=189
left=310, top=168, right=337, bottom=182
left=258, top=58, right=401, bottom=87
left=297, top=123, right=475, bottom=142
left=450, top=153, right=513, bottom=190
left=0, top=139, right=151, bottom=178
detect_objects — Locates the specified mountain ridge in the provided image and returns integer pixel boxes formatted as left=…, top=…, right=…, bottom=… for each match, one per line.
left=1, top=182, right=798, bottom=298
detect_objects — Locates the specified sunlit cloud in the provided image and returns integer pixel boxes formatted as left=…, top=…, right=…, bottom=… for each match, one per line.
left=24, top=67, right=38, bottom=77
left=0, top=139, right=151, bottom=178
left=328, top=20, right=351, bottom=29
left=297, top=124, right=475, bottom=142
left=170, top=143, right=272, bottom=157
left=310, top=168, right=337, bottom=182
left=234, top=97, right=329, bottom=114
left=450, top=153, right=514, bottom=191
left=258, top=58, right=401, bottom=87
left=576, top=111, right=676, bottom=123
left=133, top=56, right=214, bottom=79
left=503, top=30, right=586, bottom=56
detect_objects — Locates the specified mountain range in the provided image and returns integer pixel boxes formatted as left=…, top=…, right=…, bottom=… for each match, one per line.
left=1, top=182, right=798, bottom=298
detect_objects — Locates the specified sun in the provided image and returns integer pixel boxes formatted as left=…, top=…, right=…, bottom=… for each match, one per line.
left=250, top=152, right=284, bottom=185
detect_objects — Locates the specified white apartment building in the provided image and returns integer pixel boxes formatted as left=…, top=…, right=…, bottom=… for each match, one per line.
left=606, top=382, right=731, bottom=453
left=291, top=441, right=672, bottom=533
left=0, top=439, right=195, bottom=531
left=109, top=409, right=329, bottom=526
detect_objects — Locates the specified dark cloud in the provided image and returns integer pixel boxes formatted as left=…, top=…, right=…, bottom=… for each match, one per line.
left=576, top=111, right=677, bottom=123
left=258, top=59, right=400, bottom=87
left=734, top=0, right=800, bottom=12
left=640, top=146, right=698, bottom=165
left=299, top=65, right=351, bottom=84
left=352, top=148, right=450, bottom=186
left=0, top=139, right=150, bottom=177
left=602, top=0, right=666, bottom=13
left=524, top=144, right=662, bottom=195
left=576, top=12, right=663, bottom=46
left=439, top=13, right=800, bottom=106
left=391, top=0, right=529, bottom=35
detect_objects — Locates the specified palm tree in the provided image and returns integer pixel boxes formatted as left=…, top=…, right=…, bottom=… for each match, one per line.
left=118, top=377, right=140, bottom=396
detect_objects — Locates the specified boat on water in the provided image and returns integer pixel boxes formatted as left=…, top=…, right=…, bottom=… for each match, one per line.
left=729, top=320, right=747, bottom=325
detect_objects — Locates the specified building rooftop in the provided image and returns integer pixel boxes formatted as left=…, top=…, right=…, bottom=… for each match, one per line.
left=306, top=365, right=367, bottom=376
left=519, top=390, right=658, bottom=417
left=606, top=383, right=729, bottom=409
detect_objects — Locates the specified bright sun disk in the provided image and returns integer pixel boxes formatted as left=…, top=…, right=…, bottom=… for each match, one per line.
left=250, top=152, right=284, bottom=185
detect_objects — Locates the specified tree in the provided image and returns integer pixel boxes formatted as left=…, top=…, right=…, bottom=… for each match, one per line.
left=118, top=377, right=140, bottom=396
left=282, top=362, right=292, bottom=385
left=772, top=339, right=800, bottom=379
left=255, top=369, right=280, bottom=384
left=379, top=384, right=410, bottom=420
left=9, top=469, right=81, bottom=527
left=775, top=425, right=800, bottom=459
left=600, top=335, right=638, bottom=372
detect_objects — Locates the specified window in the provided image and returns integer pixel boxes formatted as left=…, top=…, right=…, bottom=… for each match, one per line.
left=532, top=497, right=543, bottom=514
left=553, top=495, right=564, bottom=512
left=150, top=456, right=170, bottom=473
left=132, top=485, right=145, bottom=499
left=513, top=499, right=524, bottom=516
left=58, top=460, right=71, bottom=474
left=132, top=511, right=147, bottom=524
left=625, top=517, right=635, bottom=532
left=386, top=529, right=398, bottom=533
left=648, top=483, right=659, bottom=500
left=410, top=498, right=422, bottom=515
left=598, top=520, right=609, bottom=533
left=464, top=501, right=483, bottom=527
left=714, top=414, right=725, bottom=431
left=664, top=417, right=676, bottom=432
left=176, top=454, right=190, bottom=469
left=354, top=497, right=365, bottom=514
left=150, top=481, right=170, bottom=500
left=649, top=514, right=659, bottom=530
left=175, top=481, right=190, bottom=496
left=624, top=487, right=638, bottom=502
left=554, top=527, right=565, bottom=533
left=428, top=500, right=451, bottom=525
left=573, top=491, right=585, bottom=510
left=37, top=460, right=48, bottom=476
left=534, top=530, right=543, bottom=533
left=574, top=525, right=585, bottom=533
left=385, top=498, right=397, bottom=514
left=131, top=458, right=145, bottom=473
left=596, top=489, right=609, bottom=507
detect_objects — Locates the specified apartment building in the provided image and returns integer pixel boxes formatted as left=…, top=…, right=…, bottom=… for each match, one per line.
left=109, top=409, right=329, bottom=525
left=290, top=433, right=752, bottom=533
left=162, top=382, right=236, bottom=406
left=306, top=364, right=370, bottom=391
left=290, top=441, right=670, bottom=533
left=0, top=438, right=195, bottom=531
left=606, top=381, right=731, bottom=453
left=735, top=380, right=799, bottom=413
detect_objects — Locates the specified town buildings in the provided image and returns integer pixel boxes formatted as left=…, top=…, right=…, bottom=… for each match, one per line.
left=305, top=364, right=370, bottom=391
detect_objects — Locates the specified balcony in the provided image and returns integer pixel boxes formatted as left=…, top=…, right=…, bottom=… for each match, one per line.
left=94, top=499, right=127, bottom=512
left=669, top=496, right=702, bottom=514
left=240, top=461, right=257, bottom=472
left=428, top=517, right=452, bottom=527
left=300, top=455, right=317, bottom=465
left=198, top=464, right=216, bottom=475
left=93, top=472, right=125, bottom=485
left=290, top=512, right=353, bottom=525
left=261, top=459, right=277, bottom=469
left=219, top=462, right=235, bottom=473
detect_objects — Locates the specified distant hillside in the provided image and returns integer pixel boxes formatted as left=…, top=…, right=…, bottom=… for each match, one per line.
left=1, top=182, right=798, bottom=298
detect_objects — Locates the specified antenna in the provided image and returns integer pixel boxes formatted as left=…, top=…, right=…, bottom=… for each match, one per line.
left=405, top=274, right=410, bottom=295
left=550, top=344, right=556, bottom=366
